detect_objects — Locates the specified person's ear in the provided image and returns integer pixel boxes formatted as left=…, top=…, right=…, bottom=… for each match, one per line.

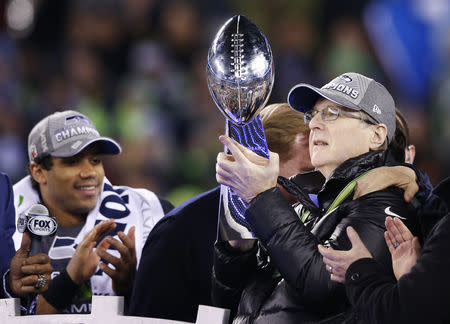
left=405, top=144, right=416, bottom=164
left=369, top=124, right=387, bottom=150
left=29, top=162, right=47, bottom=185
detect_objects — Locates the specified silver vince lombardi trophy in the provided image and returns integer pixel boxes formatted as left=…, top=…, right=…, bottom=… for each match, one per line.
left=207, top=15, right=274, bottom=240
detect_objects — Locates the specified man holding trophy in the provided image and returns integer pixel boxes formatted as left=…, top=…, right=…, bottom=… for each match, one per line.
left=127, top=15, right=319, bottom=321
left=129, top=15, right=423, bottom=323
left=212, top=17, right=422, bottom=324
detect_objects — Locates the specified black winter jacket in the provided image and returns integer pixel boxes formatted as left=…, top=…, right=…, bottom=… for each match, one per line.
left=212, top=150, right=421, bottom=323
left=345, top=177, right=450, bottom=324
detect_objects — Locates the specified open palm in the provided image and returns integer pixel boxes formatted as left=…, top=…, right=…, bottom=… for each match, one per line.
left=67, top=219, right=116, bottom=284
left=384, top=217, right=421, bottom=280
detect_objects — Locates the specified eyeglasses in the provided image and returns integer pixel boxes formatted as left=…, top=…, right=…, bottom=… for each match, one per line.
left=304, top=106, right=377, bottom=125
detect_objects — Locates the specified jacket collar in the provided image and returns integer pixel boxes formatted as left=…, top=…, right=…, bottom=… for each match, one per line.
left=318, top=150, right=393, bottom=210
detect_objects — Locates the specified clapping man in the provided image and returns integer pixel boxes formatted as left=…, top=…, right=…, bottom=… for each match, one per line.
left=5, top=110, right=172, bottom=314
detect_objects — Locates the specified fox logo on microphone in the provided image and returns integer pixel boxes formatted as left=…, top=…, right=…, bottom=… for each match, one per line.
left=17, top=204, right=58, bottom=236
left=27, top=215, right=58, bottom=236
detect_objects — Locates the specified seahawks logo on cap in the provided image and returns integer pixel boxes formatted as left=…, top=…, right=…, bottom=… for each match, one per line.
left=340, top=75, right=352, bottom=82
left=65, top=115, right=92, bottom=125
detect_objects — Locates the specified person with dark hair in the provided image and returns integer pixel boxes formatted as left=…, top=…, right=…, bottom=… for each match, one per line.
left=388, top=108, right=416, bottom=164
left=214, top=72, right=423, bottom=323
left=353, top=108, right=419, bottom=202
left=5, top=110, right=173, bottom=314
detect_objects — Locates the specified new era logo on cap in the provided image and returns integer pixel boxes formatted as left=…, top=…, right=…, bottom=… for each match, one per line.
left=28, top=110, right=122, bottom=162
left=373, top=104, right=381, bottom=114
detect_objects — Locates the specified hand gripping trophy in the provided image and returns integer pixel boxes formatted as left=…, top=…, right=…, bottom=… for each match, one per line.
left=207, top=15, right=274, bottom=240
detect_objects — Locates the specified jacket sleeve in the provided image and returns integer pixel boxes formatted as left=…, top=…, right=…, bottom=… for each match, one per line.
left=433, top=176, right=450, bottom=206
left=128, top=217, right=185, bottom=318
left=402, top=164, right=434, bottom=207
left=346, top=214, right=450, bottom=324
left=128, top=187, right=218, bottom=322
left=0, top=173, right=16, bottom=278
left=211, top=241, right=258, bottom=319
left=244, top=186, right=416, bottom=314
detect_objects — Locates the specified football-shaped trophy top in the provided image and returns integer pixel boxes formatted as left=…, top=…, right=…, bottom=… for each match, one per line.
left=207, top=15, right=274, bottom=125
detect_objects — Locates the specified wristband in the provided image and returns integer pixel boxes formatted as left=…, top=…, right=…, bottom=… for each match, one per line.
left=41, top=269, right=80, bottom=310
left=2, top=270, right=15, bottom=298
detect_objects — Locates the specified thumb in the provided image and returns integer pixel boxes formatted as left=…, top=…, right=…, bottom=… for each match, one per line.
left=128, top=226, right=137, bottom=258
left=128, top=226, right=136, bottom=241
left=346, top=226, right=363, bottom=248
left=18, top=232, right=32, bottom=255
left=352, top=183, right=361, bottom=200
left=97, top=236, right=111, bottom=251
left=219, top=135, right=246, bottom=163
left=412, top=236, right=421, bottom=251
left=403, top=182, right=418, bottom=203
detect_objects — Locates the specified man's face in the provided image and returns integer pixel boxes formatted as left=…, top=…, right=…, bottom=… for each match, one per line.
left=39, top=145, right=105, bottom=217
left=308, top=99, right=372, bottom=178
left=297, top=132, right=314, bottom=172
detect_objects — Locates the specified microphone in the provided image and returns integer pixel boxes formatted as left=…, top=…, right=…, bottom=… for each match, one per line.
left=17, top=204, right=58, bottom=256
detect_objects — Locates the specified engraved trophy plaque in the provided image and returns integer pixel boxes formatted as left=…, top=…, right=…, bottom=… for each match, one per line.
left=207, top=15, right=274, bottom=240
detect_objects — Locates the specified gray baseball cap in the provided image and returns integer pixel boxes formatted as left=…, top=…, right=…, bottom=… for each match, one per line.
left=28, top=110, right=122, bottom=162
left=287, top=72, right=396, bottom=142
